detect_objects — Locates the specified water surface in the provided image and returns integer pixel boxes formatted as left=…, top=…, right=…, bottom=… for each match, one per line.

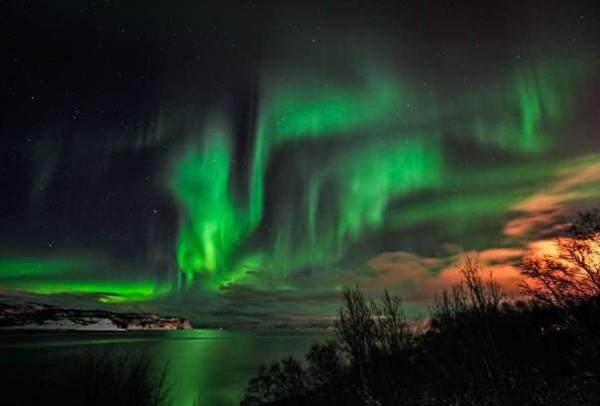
left=0, top=329, right=330, bottom=405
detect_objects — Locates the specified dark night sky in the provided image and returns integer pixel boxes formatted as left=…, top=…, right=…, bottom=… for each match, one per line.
left=2, top=1, right=600, bottom=325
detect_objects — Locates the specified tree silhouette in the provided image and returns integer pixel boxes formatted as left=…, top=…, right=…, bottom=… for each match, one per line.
left=242, top=210, right=600, bottom=405
left=521, top=210, right=600, bottom=305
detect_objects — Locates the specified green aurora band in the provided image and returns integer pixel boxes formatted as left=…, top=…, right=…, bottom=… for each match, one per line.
left=0, top=257, right=171, bottom=303
left=452, top=56, right=590, bottom=154
left=0, top=51, right=593, bottom=302
left=170, top=52, right=593, bottom=291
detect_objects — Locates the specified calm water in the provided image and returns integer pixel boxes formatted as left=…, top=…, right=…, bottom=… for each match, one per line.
left=0, top=329, right=330, bottom=405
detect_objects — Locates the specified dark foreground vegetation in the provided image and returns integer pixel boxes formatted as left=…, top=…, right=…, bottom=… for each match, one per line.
left=0, top=347, right=171, bottom=406
left=2, top=211, right=599, bottom=406
left=242, top=210, right=600, bottom=406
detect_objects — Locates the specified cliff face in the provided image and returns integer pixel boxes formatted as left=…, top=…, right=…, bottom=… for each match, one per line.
left=114, top=313, right=193, bottom=330
left=0, top=300, right=192, bottom=331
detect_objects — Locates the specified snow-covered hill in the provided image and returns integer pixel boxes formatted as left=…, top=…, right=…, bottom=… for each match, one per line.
left=0, top=299, right=192, bottom=331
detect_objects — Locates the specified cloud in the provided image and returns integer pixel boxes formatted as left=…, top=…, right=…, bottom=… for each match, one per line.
left=359, top=250, right=451, bottom=303
left=505, top=155, right=600, bottom=238
left=360, top=237, right=568, bottom=307
left=6, top=152, right=600, bottom=326
left=363, top=252, right=442, bottom=287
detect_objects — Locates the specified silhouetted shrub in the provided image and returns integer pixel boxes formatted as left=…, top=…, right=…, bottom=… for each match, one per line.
left=241, top=357, right=307, bottom=405
left=305, top=341, right=345, bottom=387
left=243, top=210, right=600, bottom=405
left=0, top=346, right=171, bottom=406
left=75, top=347, right=171, bottom=406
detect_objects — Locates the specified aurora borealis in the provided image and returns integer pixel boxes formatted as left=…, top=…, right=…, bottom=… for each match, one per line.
left=168, top=59, right=419, bottom=285
left=2, top=0, right=600, bottom=324
left=170, top=51, right=595, bottom=291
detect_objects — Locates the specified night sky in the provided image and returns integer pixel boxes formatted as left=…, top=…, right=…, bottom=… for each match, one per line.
left=2, top=1, right=600, bottom=326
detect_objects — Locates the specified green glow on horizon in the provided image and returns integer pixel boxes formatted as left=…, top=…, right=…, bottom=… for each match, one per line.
left=0, top=256, right=170, bottom=303
left=6, top=280, right=170, bottom=303
left=0, top=257, right=90, bottom=277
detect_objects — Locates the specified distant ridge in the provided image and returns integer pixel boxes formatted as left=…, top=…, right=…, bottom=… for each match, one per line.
left=0, top=298, right=192, bottom=331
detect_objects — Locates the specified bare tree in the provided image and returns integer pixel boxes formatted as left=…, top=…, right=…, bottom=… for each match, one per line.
left=306, top=341, right=345, bottom=387
left=460, top=253, right=503, bottom=312
left=431, top=252, right=503, bottom=325
left=520, top=210, right=600, bottom=362
left=521, top=210, right=600, bottom=306
left=370, top=289, right=411, bottom=355
left=241, top=357, right=307, bottom=405
left=335, top=286, right=375, bottom=368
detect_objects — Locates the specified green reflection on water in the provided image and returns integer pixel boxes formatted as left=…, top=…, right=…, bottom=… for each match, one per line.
left=0, top=329, right=330, bottom=406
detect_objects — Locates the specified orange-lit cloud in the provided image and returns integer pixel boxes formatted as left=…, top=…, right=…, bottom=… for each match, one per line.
left=348, top=251, right=443, bottom=297
left=228, top=154, right=600, bottom=321
left=361, top=236, right=571, bottom=305
left=505, top=155, right=600, bottom=238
